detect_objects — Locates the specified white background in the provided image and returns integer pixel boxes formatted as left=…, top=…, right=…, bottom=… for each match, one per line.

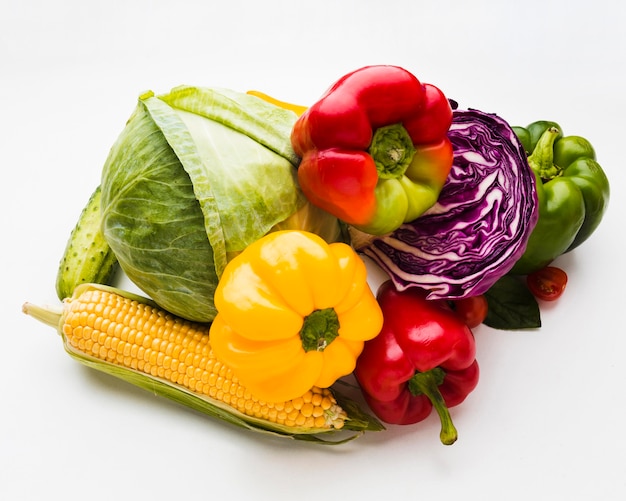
left=2, top=0, right=625, bottom=499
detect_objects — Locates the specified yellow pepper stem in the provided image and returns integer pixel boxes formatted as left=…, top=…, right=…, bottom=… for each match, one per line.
left=299, top=308, right=340, bottom=352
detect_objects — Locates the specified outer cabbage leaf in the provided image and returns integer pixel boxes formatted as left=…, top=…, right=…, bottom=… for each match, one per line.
left=101, top=102, right=217, bottom=322
left=357, top=109, right=538, bottom=299
left=101, top=87, right=341, bottom=322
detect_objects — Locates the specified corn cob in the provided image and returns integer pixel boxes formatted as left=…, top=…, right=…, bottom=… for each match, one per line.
left=56, top=186, right=118, bottom=300
left=23, top=284, right=382, bottom=442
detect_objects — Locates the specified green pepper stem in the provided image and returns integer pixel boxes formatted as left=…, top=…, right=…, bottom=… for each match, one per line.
left=368, top=124, right=416, bottom=179
left=300, top=308, right=340, bottom=352
left=528, top=127, right=562, bottom=181
left=408, top=368, right=458, bottom=445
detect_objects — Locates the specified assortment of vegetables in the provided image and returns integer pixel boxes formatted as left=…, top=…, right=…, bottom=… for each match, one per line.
left=23, top=64, right=610, bottom=445
left=99, top=86, right=345, bottom=323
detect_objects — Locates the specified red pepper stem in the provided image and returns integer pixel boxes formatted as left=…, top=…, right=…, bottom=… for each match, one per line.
left=368, top=124, right=416, bottom=180
left=408, top=368, right=458, bottom=445
left=528, top=127, right=562, bottom=181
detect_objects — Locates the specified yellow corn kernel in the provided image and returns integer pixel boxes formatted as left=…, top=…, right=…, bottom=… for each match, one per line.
left=60, top=288, right=346, bottom=430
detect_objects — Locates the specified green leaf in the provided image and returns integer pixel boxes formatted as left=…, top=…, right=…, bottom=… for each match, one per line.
left=158, top=85, right=301, bottom=166
left=142, top=90, right=302, bottom=270
left=483, top=275, right=541, bottom=330
left=333, top=390, right=385, bottom=433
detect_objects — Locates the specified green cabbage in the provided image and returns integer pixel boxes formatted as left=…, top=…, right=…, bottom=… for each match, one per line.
left=100, top=86, right=343, bottom=322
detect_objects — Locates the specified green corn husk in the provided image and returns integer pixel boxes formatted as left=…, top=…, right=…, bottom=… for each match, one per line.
left=23, top=283, right=383, bottom=444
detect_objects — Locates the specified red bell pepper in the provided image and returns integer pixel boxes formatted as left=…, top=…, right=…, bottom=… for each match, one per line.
left=354, top=280, right=479, bottom=445
left=291, top=65, right=453, bottom=236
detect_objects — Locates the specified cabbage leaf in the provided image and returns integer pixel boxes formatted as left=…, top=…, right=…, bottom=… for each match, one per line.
left=357, top=109, right=538, bottom=300
left=101, top=87, right=314, bottom=322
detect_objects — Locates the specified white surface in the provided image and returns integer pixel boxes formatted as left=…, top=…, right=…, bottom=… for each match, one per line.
left=2, top=0, right=625, bottom=499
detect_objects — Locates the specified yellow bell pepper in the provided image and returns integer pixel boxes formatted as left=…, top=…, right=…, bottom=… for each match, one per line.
left=246, top=90, right=308, bottom=117
left=209, top=230, right=383, bottom=403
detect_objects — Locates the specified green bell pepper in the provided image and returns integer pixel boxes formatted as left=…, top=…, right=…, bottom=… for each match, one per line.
left=510, top=120, right=610, bottom=275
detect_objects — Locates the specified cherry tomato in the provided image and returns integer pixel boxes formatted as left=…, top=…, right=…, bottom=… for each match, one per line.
left=527, top=266, right=568, bottom=301
left=448, top=295, right=488, bottom=328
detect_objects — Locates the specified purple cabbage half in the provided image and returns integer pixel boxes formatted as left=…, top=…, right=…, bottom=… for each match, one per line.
left=358, top=108, right=538, bottom=299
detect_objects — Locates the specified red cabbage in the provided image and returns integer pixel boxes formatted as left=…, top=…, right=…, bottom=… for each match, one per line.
left=358, top=108, right=538, bottom=299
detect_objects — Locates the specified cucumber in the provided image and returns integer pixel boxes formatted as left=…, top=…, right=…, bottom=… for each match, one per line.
left=55, top=186, right=118, bottom=300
